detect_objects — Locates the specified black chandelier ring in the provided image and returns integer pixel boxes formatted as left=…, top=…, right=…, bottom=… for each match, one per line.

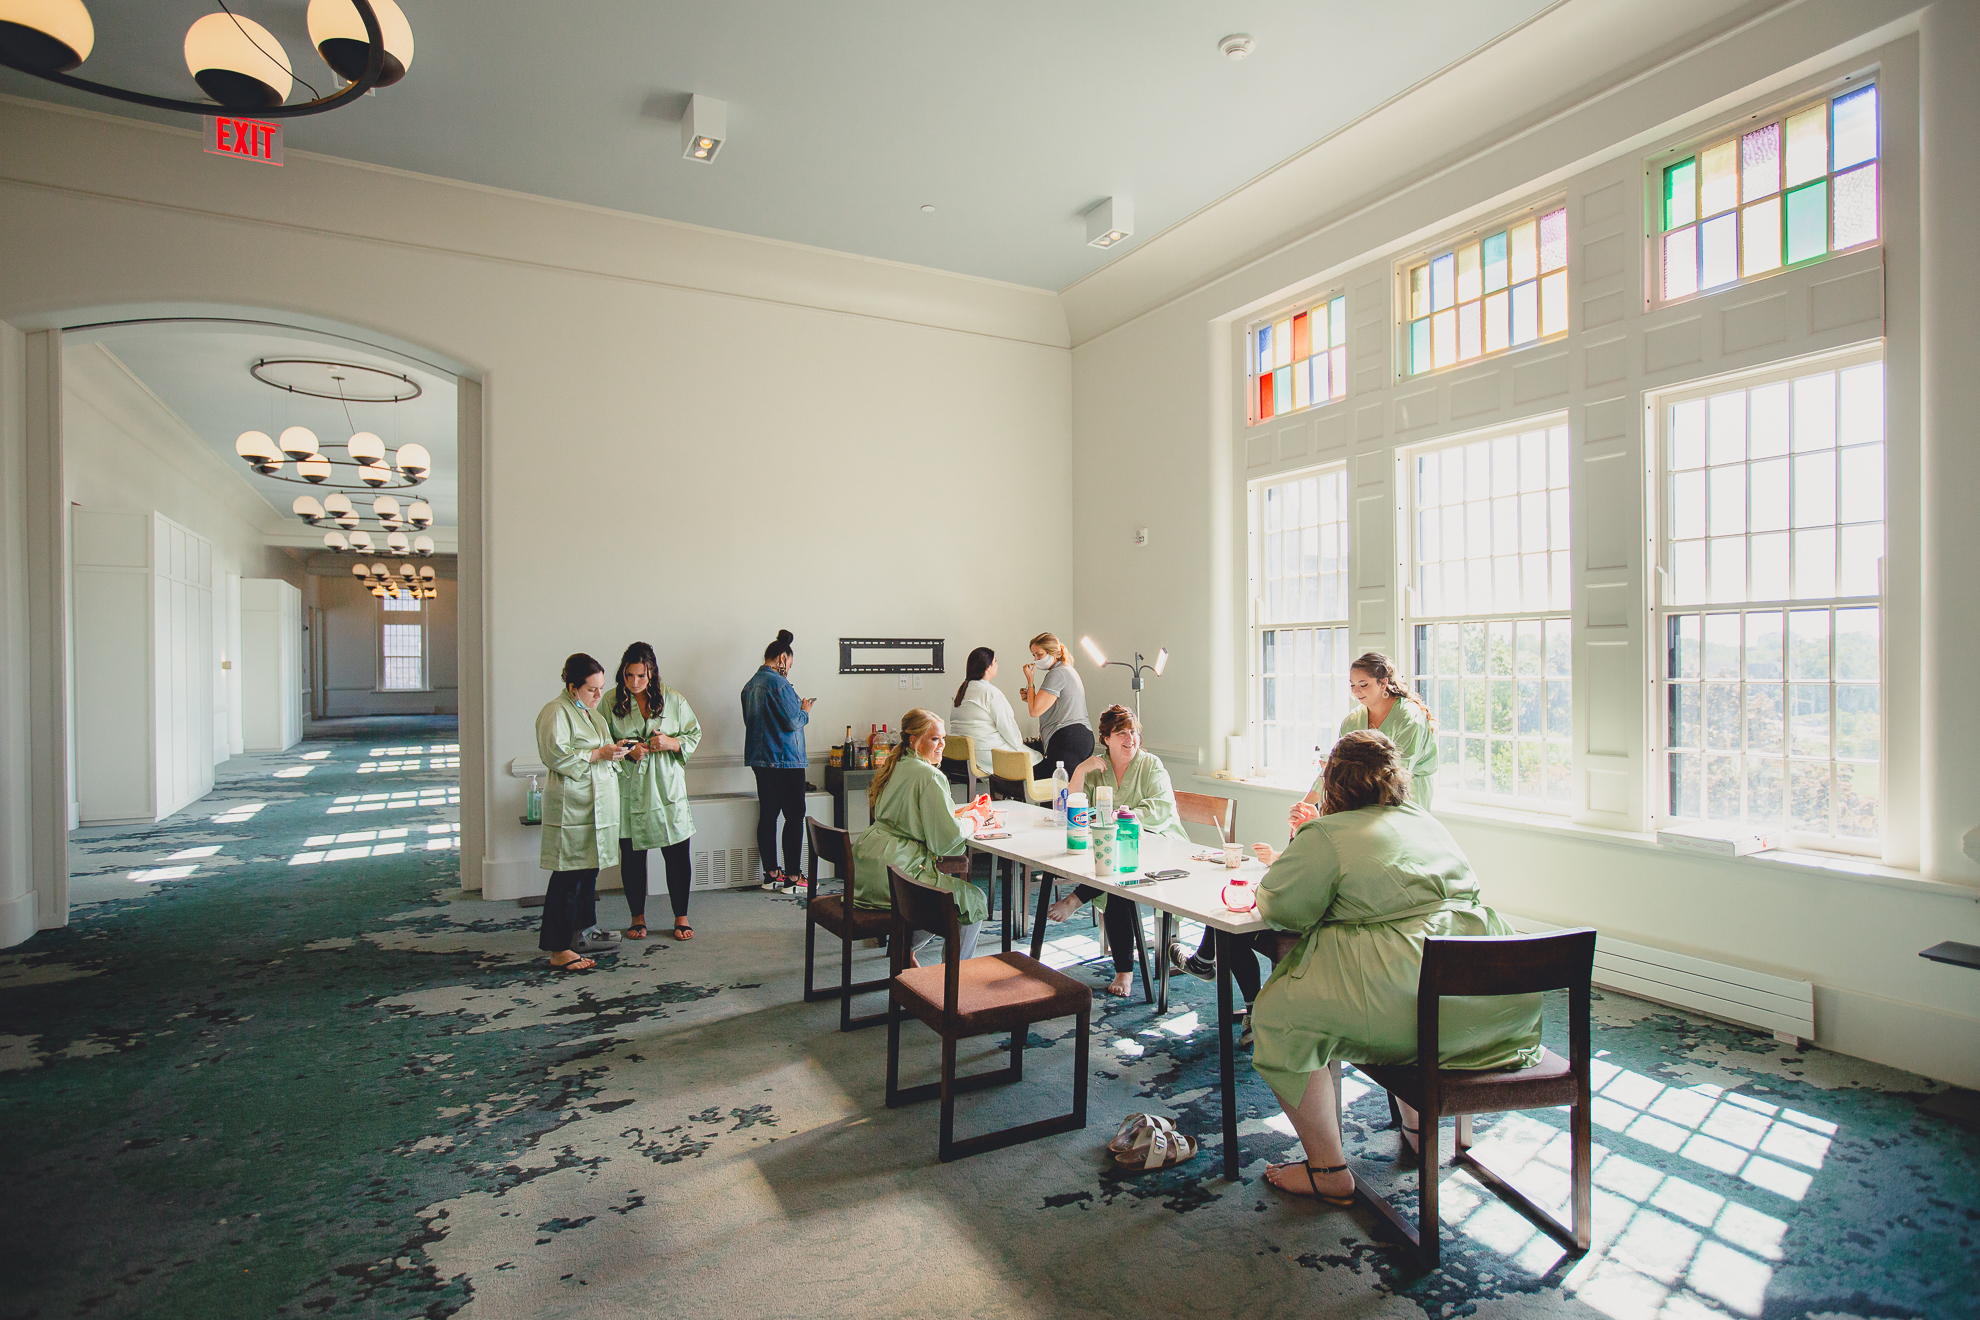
left=251, top=357, right=422, bottom=403
left=257, top=460, right=424, bottom=492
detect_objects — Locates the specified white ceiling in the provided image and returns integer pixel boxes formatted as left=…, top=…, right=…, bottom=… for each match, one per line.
left=85, top=326, right=459, bottom=529
left=1, top=0, right=1557, bottom=290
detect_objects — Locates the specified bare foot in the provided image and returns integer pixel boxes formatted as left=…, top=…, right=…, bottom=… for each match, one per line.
left=1264, top=1161, right=1354, bottom=1200
left=1048, top=895, right=1081, bottom=923
left=1106, top=971, right=1134, bottom=998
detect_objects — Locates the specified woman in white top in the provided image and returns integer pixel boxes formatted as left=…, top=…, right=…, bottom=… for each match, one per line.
left=948, top=647, right=1040, bottom=776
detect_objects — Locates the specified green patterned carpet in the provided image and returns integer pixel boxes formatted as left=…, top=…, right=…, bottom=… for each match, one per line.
left=2, top=717, right=1975, bottom=1320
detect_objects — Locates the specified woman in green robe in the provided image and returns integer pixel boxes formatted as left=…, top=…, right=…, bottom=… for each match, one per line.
left=535, top=653, right=627, bottom=971
left=1298, top=651, right=1440, bottom=817
left=1048, top=704, right=1183, bottom=997
left=852, top=708, right=985, bottom=965
left=601, top=642, right=702, bottom=942
left=1251, top=730, right=1541, bottom=1204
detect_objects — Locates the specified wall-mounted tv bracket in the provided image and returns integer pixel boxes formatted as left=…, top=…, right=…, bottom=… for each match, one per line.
left=838, top=637, right=945, bottom=674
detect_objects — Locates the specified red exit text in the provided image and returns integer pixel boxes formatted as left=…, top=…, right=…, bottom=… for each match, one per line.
left=203, top=116, right=284, bottom=166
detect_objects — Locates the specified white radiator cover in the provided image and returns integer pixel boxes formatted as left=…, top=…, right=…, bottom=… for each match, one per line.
left=1501, top=913, right=1815, bottom=1045
left=688, top=791, right=833, bottom=890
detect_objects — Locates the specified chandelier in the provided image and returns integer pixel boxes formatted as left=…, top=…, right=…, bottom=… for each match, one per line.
left=355, top=560, right=436, bottom=599
left=0, top=0, right=414, bottom=117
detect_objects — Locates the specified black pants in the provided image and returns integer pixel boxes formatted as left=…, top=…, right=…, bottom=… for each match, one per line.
left=752, top=766, right=807, bottom=877
left=620, top=837, right=691, bottom=921
left=539, top=867, right=599, bottom=953
left=1192, top=926, right=1266, bottom=1003
left=1070, top=886, right=1141, bottom=973
left=1031, top=724, right=1095, bottom=781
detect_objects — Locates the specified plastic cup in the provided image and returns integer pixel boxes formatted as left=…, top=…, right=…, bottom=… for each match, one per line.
left=1222, top=842, right=1242, bottom=869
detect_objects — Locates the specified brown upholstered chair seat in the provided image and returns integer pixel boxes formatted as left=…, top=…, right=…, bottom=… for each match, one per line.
left=1362, top=1047, right=1574, bottom=1116
left=810, top=893, right=894, bottom=941
left=892, top=952, right=1089, bottom=1038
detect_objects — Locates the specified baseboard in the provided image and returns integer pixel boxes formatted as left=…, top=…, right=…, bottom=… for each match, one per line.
left=0, top=887, right=38, bottom=949
left=1813, top=984, right=1980, bottom=1090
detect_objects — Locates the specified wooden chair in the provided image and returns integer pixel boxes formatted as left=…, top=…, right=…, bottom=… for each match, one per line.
left=884, top=864, right=1091, bottom=1162
left=1174, top=789, right=1237, bottom=843
left=802, top=818, right=892, bottom=1032
left=1355, top=928, right=1597, bottom=1270
left=989, top=747, right=1053, bottom=805
left=939, top=733, right=983, bottom=801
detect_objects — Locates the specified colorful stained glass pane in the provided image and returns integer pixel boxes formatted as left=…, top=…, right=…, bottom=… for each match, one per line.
left=1832, top=85, right=1877, bottom=169
left=1741, top=122, right=1782, bottom=202
left=1456, top=243, right=1482, bottom=304
left=1329, top=296, right=1346, bottom=347
left=1701, top=212, right=1738, bottom=288
left=1410, top=265, right=1429, bottom=320
left=1257, top=325, right=1271, bottom=375
left=1663, top=227, right=1699, bottom=299
left=1274, top=364, right=1292, bottom=408
left=1786, top=180, right=1828, bottom=263
left=1431, top=253, right=1455, bottom=311
left=1539, top=270, right=1568, bottom=337
left=1458, top=297, right=1482, bottom=361
left=1833, top=163, right=1878, bottom=249
left=1431, top=308, right=1457, bottom=369
left=1510, top=280, right=1538, bottom=345
left=1665, top=158, right=1698, bottom=229
left=1410, top=318, right=1431, bottom=374
left=1784, top=105, right=1827, bottom=187
left=1258, top=372, right=1274, bottom=420
left=1741, top=197, right=1782, bottom=276
left=1273, top=318, right=1292, bottom=370
left=1539, top=208, right=1567, bottom=272
left=1291, top=311, right=1310, bottom=362
left=1508, top=220, right=1538, bottom=283
left=1700, top=140, right=1738, bottom=216
left=1482, top=230, right=1508, bottom=293
left=1329, top=346, right=1346, bottom=398
left=1483, top=289, right=1510, bottom=353
left=1293, top=356, right=1313, bottom=410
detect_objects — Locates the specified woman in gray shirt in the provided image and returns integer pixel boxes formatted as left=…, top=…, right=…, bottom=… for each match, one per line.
left=1019, top=631, right=1094, bottom=781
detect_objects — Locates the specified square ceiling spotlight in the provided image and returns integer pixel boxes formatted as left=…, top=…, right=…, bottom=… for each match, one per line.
left=1086, top=196, right=1133, bottom=248
left=683, top=94, right=726, bottom=162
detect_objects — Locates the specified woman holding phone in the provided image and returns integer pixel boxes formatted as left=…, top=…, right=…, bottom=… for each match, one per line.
left=741, top=629, right=815, bottom=892
left=602, top=642, right=702, bottom=941
left=535, top=653, right=627, bottom=971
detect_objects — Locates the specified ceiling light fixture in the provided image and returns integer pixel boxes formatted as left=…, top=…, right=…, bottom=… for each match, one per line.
left=0, top=0, right=413, bottom=117
left=1218, top=33, right=1255, bottom=61
left=920, top=204, right=935, bottom=213
left=1085, top=196, right=1133, bottom=249
left=682, top=93, right=726, bottom=162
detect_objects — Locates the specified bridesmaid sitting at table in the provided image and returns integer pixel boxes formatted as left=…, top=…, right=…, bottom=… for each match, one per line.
left=1248, top=729, right=1542, bottom=1205
left=851, top=708, right=988, bottom=967
left=1046, top=704, right=1186, bottom=998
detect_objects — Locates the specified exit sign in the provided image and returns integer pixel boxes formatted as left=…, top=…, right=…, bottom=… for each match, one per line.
left=203, top=115, right=283, bottom=166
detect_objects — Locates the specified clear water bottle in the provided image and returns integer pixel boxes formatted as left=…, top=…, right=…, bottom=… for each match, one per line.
left=1052, top=761, right=1070, bottom=828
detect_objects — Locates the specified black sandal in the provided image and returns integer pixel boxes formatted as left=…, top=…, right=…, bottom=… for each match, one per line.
left=1388, top=1093, right=1421, bottom=1159
left=1266, top=1160, right=1355, bottom=1206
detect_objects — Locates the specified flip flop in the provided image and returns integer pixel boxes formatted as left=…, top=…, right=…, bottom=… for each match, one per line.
left=623, top=921, right=648, bottom=940
left=1265, top=1160, right=1355, bottom=1206
left=1114, top=1123, right=1198, bottom=1171
left=549, top=955, right=596, bottom=973
left=671, top=921, right=694, bottom=941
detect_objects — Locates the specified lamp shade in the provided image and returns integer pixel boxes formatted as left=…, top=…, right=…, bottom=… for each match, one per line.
left=398, top=562, right=416, bottom=579
left=1080, top=636, right=1108, bottom=667
left=297, top=455, right=332, bottom=483
left=234, top=429, right=277, bottom=462
left=393, top=442, right=430, bottom=476
left=386, top=532, right=409, bottom=553
left=349, top=531, right=374, bottom=551
left=0, top=0, right=96, bottom=73
left=322, top=530, right=348, bottom=551
left=278, top=425, right=319, bottom=459
left=418, top=565, right=436, bottom=581
left=1154, top=648, right=1169, bottom=676
left=322, top=492, right=352, bottom=516
left=371, top=562, right=391, bottom=578
left=306, top=0, right=414, bottom=86
left=351, top=562, right=370, bottom=578
left=406, top=500, right=432, bottom=527
left=183, top=12, right=293, bottom=109
left=358, top=463, right=391, bottom=487
left=411, top=534, right=435, bottom=556
left=291, top=495, right=325, bottom=520
left=347, top=431, right=385, bottom=464
left=371, top=494, right=400, bottom=521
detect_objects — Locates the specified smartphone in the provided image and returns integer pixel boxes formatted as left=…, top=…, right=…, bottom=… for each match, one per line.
left=975, top=831, right=1011, bottom=840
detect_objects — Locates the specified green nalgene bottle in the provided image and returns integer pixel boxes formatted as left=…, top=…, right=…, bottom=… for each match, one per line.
left=1114, top=809, right=1140, bottom=873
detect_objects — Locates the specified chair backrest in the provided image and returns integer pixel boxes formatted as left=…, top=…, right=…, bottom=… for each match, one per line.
left=944, top=734, right=977, bottom=766
left=1416, top=928, right=1596, bottom=1090
left=887, top=864, right=965, bottom=1019
left=1174, top=790, right=1238, bottom=844
left=804, top=817, right=850, bottom=898
left=990, top=748, right=1031, bottom=781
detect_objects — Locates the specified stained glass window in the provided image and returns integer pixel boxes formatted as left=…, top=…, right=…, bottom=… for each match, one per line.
left=1659, top=84, right=1878, bottom=302
left=1250, top=294, right=1347, bottom=425
left=1404, top=207, right=1568, bottom=377
left=1256, top=467, right=1352, bottom=776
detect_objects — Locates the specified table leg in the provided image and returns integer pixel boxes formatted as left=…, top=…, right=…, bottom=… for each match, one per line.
left=1157, top=911, right=1173, bottom=1014
left=1028, top=868, right=1051, bottom=962
left=1215, top=928, right=1239, bottom=1181
left=999, top=855, right=1013, bottom=954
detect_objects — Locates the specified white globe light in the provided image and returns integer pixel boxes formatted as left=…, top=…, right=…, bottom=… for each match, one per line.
left=349, top=531, right=374, bottom=551
left=322, top=492, right=352, bottom=515
left=393, top=442, right=430, bottom=476
left=386, top=531, right=409, bottom=553
left=291, top=495, right=325, bottom=520
left=351, top=562, right=369, bottom=578
left=322, top=530, right=348, bottom=551
left=335, top=512, right=359, bottom=529
left=183, top=11, right=292, bottom=108
left=419, top=565, right=436, bottom=581
left=371, top=494, right=400, bottom=520
left=406, top=500, right=433, bottom=527
left=347, top=431, right=385, bottom=464
left=235, top=429, right=276, bottom=462
left=358, top=463, right=391, bottom=488
left=412, top=534, right=435, bottom=556
left=0, top=0, right=95, bottom=72
left=298, top=455, right=332, bottom=483
left=279, top=426, right=319, bottom=459
left=398, top=562, right=416, bottom=579
left=307, top=0, right=415, bottom=87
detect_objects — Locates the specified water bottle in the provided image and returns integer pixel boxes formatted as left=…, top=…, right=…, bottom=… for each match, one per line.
left=1052, top=761, right=1069, bottom=828
left=1114, top=809, right=1140, bottom=873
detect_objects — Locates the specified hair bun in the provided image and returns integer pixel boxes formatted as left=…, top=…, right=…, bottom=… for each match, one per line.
left=775, top=629, right=794, bottom=645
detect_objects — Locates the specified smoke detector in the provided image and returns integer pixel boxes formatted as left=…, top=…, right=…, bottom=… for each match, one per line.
left=1219, top=33, right=1255, bottom=60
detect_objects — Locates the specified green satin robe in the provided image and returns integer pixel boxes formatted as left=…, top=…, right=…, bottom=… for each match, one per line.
left=535, top=690, right=621, bottom=872
left=1248, top=801, right=1541, bottom=1104
left=851, top=754, right=983, bottom=924
left=1313, top=698, right=1441, bottom=809
left=600, top=684, right=701, bottom=850
left=1078, top=750, right=1188, bottom=841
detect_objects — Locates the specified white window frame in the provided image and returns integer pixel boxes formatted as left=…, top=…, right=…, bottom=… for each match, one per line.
left=376, top=593, right=428, bottom=693
left=1399, top=415, right=1574, bottom=813
left=1244, top=288, right=1349, bottom=427
left=1396, top=196, right=1570, bottom=381
left=1647, top=345, right=1886, bottom=857
left=1246, top=461, right=1353, bottom=787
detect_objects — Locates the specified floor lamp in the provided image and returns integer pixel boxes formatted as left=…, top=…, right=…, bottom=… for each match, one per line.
left=1080, top=637, right=1167, bottom=721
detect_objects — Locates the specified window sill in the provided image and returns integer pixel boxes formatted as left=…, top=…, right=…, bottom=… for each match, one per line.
left=1192, top=774, right=1980, bottom=901
left=374, top=688, right=435, bottom=695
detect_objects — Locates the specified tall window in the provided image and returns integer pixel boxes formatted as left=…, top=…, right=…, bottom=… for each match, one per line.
left=1658, top=83, right=1878, bottom=303
left=1249, top=294, right=1346, bottom=424
left=1656, top=353, right=1883, bottom=851
left=1404, top=205, right=1568, bottom=376
left=1406, top=422, right=1573, bottom=808
left=1254, top=467, right=1351, bottom=778
left=380, top=594, right=425, bottom=692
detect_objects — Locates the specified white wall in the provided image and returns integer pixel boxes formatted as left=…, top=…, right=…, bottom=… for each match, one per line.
left=0, top=322, right=33, bottom=946
left=0, top=94, right=1074, bottom=906
left=1067, top=0, right=1980, bottom=1086
left=314, top=572, right=457, bottom=717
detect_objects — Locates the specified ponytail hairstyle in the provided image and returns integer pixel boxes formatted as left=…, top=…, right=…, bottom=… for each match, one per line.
left=561, top=652, right=604, bottom=690
left=763, top=629, right=795, bottom=663
left=1319, top=730, right=1412, bottom=815
left=954, top=646, right=994, bottom=708
left=868, top=708, right=942, bottom=810
left=1029, top=631, right=1073, bottom=669
left=1350, top=651, right=1436, bottom=728
left=611, top=641, right=664, bottom=721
